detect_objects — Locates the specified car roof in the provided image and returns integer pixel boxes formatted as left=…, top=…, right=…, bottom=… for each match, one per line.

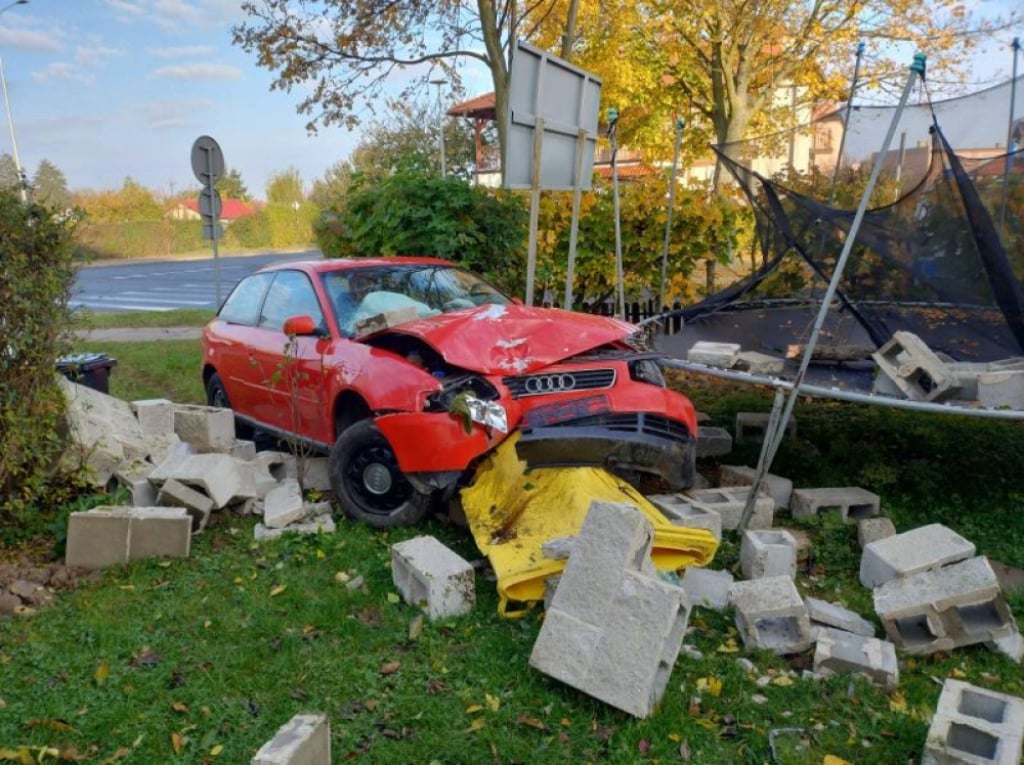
left=258, top=256, right=456, bottom=275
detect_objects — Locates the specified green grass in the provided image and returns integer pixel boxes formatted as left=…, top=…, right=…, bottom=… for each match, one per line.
left=75, top=308, right=215, bottom=329
left=74, top=340, right=205, bottom=404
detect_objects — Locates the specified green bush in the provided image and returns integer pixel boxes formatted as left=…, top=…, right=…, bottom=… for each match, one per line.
left=0, top=193, right=82, bottom=533
left=73, top=219, right=204, bottom=260
left=224, top=209, right=272, bottom=249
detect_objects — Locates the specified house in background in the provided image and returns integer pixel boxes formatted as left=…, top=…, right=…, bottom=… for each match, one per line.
left=167, top=198, right=256, bottom=224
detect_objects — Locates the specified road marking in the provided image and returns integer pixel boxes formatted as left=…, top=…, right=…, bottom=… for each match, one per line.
left=71, top=300, right=177, bottom=312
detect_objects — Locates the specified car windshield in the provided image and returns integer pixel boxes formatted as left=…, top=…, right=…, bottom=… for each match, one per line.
left=320, top=264, right=512, bottom=337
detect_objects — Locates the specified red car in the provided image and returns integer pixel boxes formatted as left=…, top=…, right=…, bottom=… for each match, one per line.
left=201, top=258, right=698, bottom=528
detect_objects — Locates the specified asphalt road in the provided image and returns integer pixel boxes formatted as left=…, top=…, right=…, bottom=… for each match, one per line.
left=71, top=249, right=321, bottom=313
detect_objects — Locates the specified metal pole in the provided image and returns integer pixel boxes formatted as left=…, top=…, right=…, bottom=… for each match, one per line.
left=205, top=148, right=222, bottom=305
left=525, top=117, right=544, bottom=306
left=564, top=128, right=587, bottom=310
left=430, top=77, right=447, bottom=176
left=660, top=117, right=685, bottom=311
left=608, top=107, right=625, bottom=319
left=829, top=41, right=865, bottom=198
left=999, top=38, right=1020, bottom=237
left=737, top=53, right=927, bottom=532
left=0, top=54, right=26, bottom=203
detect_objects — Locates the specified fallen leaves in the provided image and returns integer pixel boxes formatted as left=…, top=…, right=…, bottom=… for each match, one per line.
left=93, top=662, right=109, bottom=685
left=379, top=661, right=400, bottom=676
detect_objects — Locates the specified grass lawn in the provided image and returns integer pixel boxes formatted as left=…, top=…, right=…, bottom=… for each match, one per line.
left=75, top=308, right=215, bottom=330
left=4, top=345, right=1024, bottom=762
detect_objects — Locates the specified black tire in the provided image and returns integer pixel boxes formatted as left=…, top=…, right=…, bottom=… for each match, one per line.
left=205, top=372, right=253, bottom=439
left=329, top=419, right=432, bottom=529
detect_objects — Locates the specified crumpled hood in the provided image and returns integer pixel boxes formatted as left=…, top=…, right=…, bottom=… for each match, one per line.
left=383, top=304, right=637, bottom=375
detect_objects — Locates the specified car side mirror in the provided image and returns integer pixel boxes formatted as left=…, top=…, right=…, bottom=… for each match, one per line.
left=282, top=314, right=323, bottom=337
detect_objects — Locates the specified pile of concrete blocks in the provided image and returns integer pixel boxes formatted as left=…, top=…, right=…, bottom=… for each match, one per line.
left=862, top=523, right=1021, bottom=660
left=529, top=501, right=692, bottom=718
left=251, top=713, right=330, bottom=765
left=686, top=341, right=785, bottom=376
left=921, top=679, right=1024, bottom=765
left=681, top=487, right=775, bottom=530
left=390, top=535, right=475, bottom=620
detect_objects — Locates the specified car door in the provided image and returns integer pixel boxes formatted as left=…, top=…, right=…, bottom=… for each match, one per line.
left=210, top=272, right=275, bottom=418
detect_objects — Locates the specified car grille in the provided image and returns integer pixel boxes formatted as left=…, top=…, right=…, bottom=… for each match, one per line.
left=531, top=412, right=691, bottom=441
left=502, top=368, right=616, bottom=398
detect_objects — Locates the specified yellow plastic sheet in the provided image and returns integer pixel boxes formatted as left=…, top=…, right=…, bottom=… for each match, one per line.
left=460, top=433, right=719, bottom=617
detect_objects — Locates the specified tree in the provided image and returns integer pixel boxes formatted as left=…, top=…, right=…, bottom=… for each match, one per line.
left=216, top=168, right=250, bottom=201
left=310, top=159, right=355, bottom=211
left=265, top=167, right=304, bottom=206
left=232, top=0, right=581, bottom=181
left=0, top=153, right=22, bottom=191
left=33, top=159, right=71, bottom=209
left=74, top=177, right=163, bottom=223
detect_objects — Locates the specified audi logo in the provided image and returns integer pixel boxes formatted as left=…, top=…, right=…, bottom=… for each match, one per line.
left=523, top=374, right=577, bottom=394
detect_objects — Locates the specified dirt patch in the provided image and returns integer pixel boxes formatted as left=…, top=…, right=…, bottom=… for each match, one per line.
left=0, top=539, right=102, bottom=618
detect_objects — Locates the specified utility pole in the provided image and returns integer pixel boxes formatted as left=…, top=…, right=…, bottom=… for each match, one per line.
left=0, top=0, right=29, bottom=203
left=430, top=77, right=447, bottom=176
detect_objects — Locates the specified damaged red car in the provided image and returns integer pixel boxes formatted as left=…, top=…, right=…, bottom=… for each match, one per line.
left=201, top=258, right=698, bottom=528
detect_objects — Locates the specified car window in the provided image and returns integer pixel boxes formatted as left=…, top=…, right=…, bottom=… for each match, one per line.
left=257, top=271, right=325, bottom=332
left=218, top=272, right=274, bottom=326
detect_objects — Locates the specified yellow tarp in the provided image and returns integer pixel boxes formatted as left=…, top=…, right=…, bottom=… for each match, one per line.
left=460, top=432, right=720, bottom=617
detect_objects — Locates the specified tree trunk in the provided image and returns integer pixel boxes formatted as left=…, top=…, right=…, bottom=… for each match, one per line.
left=477, top=0, right=510, bottom=184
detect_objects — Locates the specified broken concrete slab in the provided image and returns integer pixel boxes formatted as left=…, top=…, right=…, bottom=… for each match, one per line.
left=681, top=566, right=734, bottom=611
left=391, top=535, right=475, bottom=620
left=530, top=501, right=691, bottom=718
left=860, top=523, right=975, bottom=589
left=978, top=369, right=1024, bottom=409
left=169, top=453, right=243, bottom=510
left=717, top=464, right=793, bottom=509
left=791, top=486, right=880, bottom=523
left=253, top=451, right=299, bottom=482
left=922, top=679, right=1024, bottom=765
left=857, top=516, right=896, bottom=548
left=740, top=529, right=798, bottom=580
left=687, top=341, right=740, bottom=368
left=157, top=478, right=215, bottom=533
left=251, top=712, right=331, bottom=765
left=299, top=457, right=331, bottom=492
left=646, top=493, right=722, bottom=541
left=729, top=575, right=812, bottom=655
left=147, top=441, right=196, bottom=487
left=230, top=439, right=257, bottom=461
left=172, top=404, right=235, bottom=453
left=684, top=487, right=774, bottom=530
left=812, top=626, right=899, bottom=689
left=255, top=514, right=336, bottom=542
left=130, top=398, right=175, bottom=436
left=805, top=597, right=876, bottom=637
left=734, top=351, right=785, bottom=376
left=263, top=479, right=307, bottom=529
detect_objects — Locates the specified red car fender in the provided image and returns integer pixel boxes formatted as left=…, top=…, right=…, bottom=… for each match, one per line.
left=375, top=412, right=513, bottom=472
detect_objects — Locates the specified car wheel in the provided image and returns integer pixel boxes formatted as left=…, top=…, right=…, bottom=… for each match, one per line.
left=329, top=419, right=433, bottom=529
left=205, top=372, right=253, bottom=439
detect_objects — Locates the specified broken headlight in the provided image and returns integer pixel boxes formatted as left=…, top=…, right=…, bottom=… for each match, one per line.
left=629, top=357, right=666, bottom=387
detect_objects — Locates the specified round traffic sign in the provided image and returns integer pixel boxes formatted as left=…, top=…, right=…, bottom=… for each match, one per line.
left=191, top=135, right=225, bottom=185
left=198, top=188, right=222, bottom=219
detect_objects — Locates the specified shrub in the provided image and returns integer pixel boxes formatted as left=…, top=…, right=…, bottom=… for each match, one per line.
left=0, top=193, right=82, bottom=533
left=224, top=209, right=272, bottom=250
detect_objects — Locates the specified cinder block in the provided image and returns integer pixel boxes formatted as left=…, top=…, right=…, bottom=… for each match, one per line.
left=263, top=479, right=307, bottom=529
left=872, top=331, right=960, bottom=402
left=127, top=508, right=191, bottom=561
left=131, top=398, right=175, bottom=436
left=253, top=451, right=298, bottom=481
left=157, top=478, right=215, bottom=533
left=147, top=441, right=196, bottom=487
left=874, top=556, right=1018, bottom=655
left=805, top=597, right=875, bottom=637
left=687, top=341, right=740, bottom=368
left=717, top=464, right=793, bottom=509
left=173, top=404, right=235, bottom=453
left=646, top=493, right=721, bottom=541
left=734, top=351, right=785, bottom=376
left=251, top=712, right=331, bottom=765
left=734, top=412, right=796, bottom=444
left=978, top=369, right=1024, bottom=409
left=391, top=535, right=475, bottom=620
left=729, top=575, right=812, bottom=655
left=685, top=487, right=774, bottom=530
left=299, top=457, right=331, bottom=492
left=813, top=626, right=899, bottom=689
left=740, top=529, right=797, bottom=580
left=681, top=566, right=734, bottom=611
left=113, top=466, right=157, bottom=507
left=696, top=426, right=733, bottom=458
left=65, top=508, right=132, bottom=569
left=860, top=523, right=975, bottom=589
left=169, top=453, right=243, bottom=509
left=529, top=501, right=691, bottom=718
left=791, top=486, right=880, bottom=523
left=229, top=439, right=257, bottom=461
left=922, top=679, right=1024, bottom=765
left=255, top=514, right=336, bottom=542
left=857, top=516, right=896, bottom=548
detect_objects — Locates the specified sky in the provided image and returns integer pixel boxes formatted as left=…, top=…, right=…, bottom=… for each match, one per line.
left=0, top=0, right=1018, bottom=201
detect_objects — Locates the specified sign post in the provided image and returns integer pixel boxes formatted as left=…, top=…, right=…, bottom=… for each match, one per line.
left=190, top=135, right=225, bottom=304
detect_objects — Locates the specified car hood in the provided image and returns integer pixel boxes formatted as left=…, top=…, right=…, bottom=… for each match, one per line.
left=385, top=304, right=637, bottom=375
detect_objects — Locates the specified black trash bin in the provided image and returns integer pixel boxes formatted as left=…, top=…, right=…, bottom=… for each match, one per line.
left=56, top=352, right=118, bottom=394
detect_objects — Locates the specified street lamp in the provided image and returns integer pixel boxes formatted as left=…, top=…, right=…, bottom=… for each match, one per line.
left=0, top=0, right=28, bottom=203
left=429, top=77, right=446, bottom=176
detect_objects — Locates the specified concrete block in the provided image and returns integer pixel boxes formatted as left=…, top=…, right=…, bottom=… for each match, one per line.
left=729, top=575, right=812, bottom=655
left=734, top=412, right=796, bottom=444
left=251, top=712, right=330, bottom=765
left=127, top=508, right=191, bottom=561
left=530, top=501, right=691, bottom=718
left=646, top=493, right=722, bottom=541
left=113, top=466, right=158, bottom=507
left=791, top=486, right=880, bottom=523
left=805, top=597, right=875, bottom=637
left=948, top=361, right=992, bottom=401
left=157, top=478, right=215, bottom=533
left=687, top=341, right=740, bottom=368
left=740, top=529, right=798, bottom=580
left=978, top=369, right=1024, bottom=409
left=922, top=679, right=1024, bottom=765
left=874, top=556, right=1019, bottom=655
left=147, top=441, right=196, bottom=487
left=872, top=331, right=960, bottom=402
left=235, top=461, right=281, bottom=500
left=812, top=626, right=899, bottom=689
left=173, top=404, right=235, bottom=453
left=130, top=398, right=175, bottom=436
left=65, top=508, right=132, bottom=569
left=684, top=487, right=774, bottom=530
left=860, top=523, right=975, bottom=589
left=734, top=351, right=785, bottom=376
left=681, top=566, right=734, bottom=611
left=717, top=464, right=793, bottom=509
left=299, top=457, right=331, bottom=492
left=169, top=453, right=243, bottom=509
left=255, top=514, right=336, bottom=542
left=696, top=426, right=733, bottom=458
left=857, top=516, right=896, bottom=548
left=263, top=479, right=307, bottom=529
left=253, top=451, right=299, bottom=481
left=229, top=439, right=257, bottom=461
left=391, top=535, right=475, bottom=620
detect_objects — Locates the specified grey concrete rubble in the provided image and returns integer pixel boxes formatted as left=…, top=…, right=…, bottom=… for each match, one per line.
left=255, top=514, right=336, bottom=542
left=734, top=351, right=785, bottom=376
left=298, top=457, right=332, bottom=492
left=717, top=464, right=793, bottom=509
left=130, top=398, right=175, bottom=436
left=790, top=486, right=880, bottom=523
left=978, top=369, right=1024, bottom=409
left=860, top=523, right=975, bottom=589
left=922, top=679, right=1024, bottom=765
left=805, top=597, right=876, bottom=637
left=729, top=575, right=812, bottom=655
left=680, top=566, right=734, bottom=611
left=65, top=506, right=191, bottom=569
left=157, top=477, right=215, bottom=533
left=263, top=479, right=307, bottom=529
left=687, top=341, right=740, bottom=368
left=172, top=403, right=235, bottom=453
left=251, top=713, right=331, bottom=765
left=646, top=494, right=722, bottom=541
left=168, top=453, right=243, bottom=510
left=857, top=516, right=896, bottom=548
left=873, top=331, right=961, bottom=402
left=113, top=465, right=157, bottom=507
left=530, top=501, right=691, bottom=718
left=812, top=626, right=899, bottom=689
left=391, top=535, right=475, bottom=620
left=696, top=426, right=733, bottom=458
left=740, top=529, right=797, bottom=580
left=230, top=439, right=258, bottom=461
left=684, top=487, right=774, bottom=530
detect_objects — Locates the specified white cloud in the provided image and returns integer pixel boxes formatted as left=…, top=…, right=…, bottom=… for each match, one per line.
left=0, top=27, right=62, bottom=52
left=76, top=45, right=125, bottom=67
left=146, top=44, right=217, bottom=58
left=143, top=96, right=216, bottom=130
left=32, top=62, right=93, bottom=85
left=153, top=0, right=204, bottom=28
left=151, top=63, right=243, bottom=80
left=104, top=0, right=145, bottom=18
